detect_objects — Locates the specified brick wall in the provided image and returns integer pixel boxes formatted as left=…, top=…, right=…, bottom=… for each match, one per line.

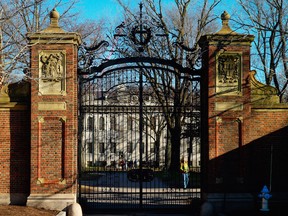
left=0, top=92, right=30, bottom=204
left=0, top=110, right=11, bottom=195
left=245, top=108, right=288, bottom=193
left=200, top=25, right=288, bottom=199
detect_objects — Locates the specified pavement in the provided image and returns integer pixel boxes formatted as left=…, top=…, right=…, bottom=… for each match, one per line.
left=83, top=213, right=191, bottom=216
left=57, top=205, right=285, bottom=216
left=64, top=171, right=287, bottom=216
left=57, top=210, right=193, bottom=216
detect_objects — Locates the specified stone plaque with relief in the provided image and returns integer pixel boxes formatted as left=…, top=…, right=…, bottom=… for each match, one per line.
left=39, top=50, right=66, bottom=95
left=216, top=53, right=242, bottom=95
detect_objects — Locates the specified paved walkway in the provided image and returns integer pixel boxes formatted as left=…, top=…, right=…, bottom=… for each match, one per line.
left=80, top=171, right=200, bottom=212
left=83, top=213, right=192, bottom=216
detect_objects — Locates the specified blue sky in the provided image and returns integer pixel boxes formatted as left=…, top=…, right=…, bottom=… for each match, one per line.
left=74, top=0, right=237, bottom=23
left=76, top=0, right=121, bottom=21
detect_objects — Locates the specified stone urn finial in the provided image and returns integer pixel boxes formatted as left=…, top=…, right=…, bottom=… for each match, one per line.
left=221, top=11, right=231, bottom=26
left=50, top=8, right=60, bottom=27
left=215, top=11, right=236, bottom=35
left=41, top=8, right=65, bottom=33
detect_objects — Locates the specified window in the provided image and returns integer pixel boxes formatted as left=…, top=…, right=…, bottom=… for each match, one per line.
left=127, top=116, right=133, bottom=131
left=140, top=142, right=145, bottom=153
left=99, top=142, right=105, bottom=153
left=110, top=142, right=116, bottom=153
left=87, top=142, right=93, bottom=153
left=151, top=142, right=157, bottom=153
left=127, top=142, right=133, bottom=153
left=151, top=116, right=156, bottom=128
left=88, top=116, right=94, bottom=131
left=110, top=116, right=117, bottom=130
left=99, top=116, right=105, bottom=130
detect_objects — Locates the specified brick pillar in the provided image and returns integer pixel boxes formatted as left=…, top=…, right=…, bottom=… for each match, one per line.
left=27, top=9, right=81, bottom=210
left=199, top=11, right=255, bottom=211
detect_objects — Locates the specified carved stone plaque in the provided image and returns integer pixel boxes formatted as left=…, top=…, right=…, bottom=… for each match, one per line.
left=39, top=51, right=66, bottom=95
left=216, top=53, right=242, bottom=95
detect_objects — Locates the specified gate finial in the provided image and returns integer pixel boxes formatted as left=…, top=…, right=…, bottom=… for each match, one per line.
left=216, top=11, right=236, bottom=35
left=42, top=8, right=65, bottom=33
left=50, top=8, right=60, bottom=27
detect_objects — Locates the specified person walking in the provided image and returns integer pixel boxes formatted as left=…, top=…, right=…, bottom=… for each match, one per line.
left=180, top=156, right=189, bottom=189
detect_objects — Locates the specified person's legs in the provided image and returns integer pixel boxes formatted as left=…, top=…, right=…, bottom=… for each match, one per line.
left=183, top=173, right=189, bottom=188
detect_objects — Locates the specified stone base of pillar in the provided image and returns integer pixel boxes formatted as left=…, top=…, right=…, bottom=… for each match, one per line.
left=27, top=193, right=76, bottom=211
left=0, top=193, right=28, bottom=205
left=0, top=194, right=10, bottom=205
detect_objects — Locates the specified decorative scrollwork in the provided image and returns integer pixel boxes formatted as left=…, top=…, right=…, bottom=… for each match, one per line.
left=83, top=40, right=109, bottom=52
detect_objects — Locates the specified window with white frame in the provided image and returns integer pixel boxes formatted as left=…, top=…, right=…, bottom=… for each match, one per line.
left=99, top=116, right=105, bottom=130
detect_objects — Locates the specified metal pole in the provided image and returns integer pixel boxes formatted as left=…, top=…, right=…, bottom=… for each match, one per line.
left=92, top=115, right=95, bottom=165
left=139, top=68, right=143, bottom=208
left=269, top=143, right=273, bottom=192
left=138, top=2, right=144, bottom=208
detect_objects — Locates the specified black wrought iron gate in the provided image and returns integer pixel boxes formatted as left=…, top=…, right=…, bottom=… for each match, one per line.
left=78, top=62, right=201, bottom=212
left=78, top=2, right=201, bottom=213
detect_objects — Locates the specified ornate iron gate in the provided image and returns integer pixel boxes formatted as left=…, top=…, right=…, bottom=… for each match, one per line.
left=78, top=63, right=201, bottom=212
left=78, top=2, right=201, bottom=213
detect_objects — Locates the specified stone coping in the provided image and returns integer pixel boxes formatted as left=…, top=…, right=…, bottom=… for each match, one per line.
left=0, top=102, right=28, bottom=110
left=252, top=103, right=288, bottom=110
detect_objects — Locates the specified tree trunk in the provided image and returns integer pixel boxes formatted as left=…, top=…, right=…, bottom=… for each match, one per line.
left=169, top=127, right=181, bottom=172
left=155, top=134, right=160, bottom=167
left=165, top=130, right=172, bottom=170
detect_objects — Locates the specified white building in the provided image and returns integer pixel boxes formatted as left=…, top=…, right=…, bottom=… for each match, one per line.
left=80, top=83, right=200, bottom=170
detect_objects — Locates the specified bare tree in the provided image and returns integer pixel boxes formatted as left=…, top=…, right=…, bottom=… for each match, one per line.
left=233, top=0, right=288, bottom=102
left=103, top=0, right=221, bottom=171
left=0, top=0, right=106, bottom=86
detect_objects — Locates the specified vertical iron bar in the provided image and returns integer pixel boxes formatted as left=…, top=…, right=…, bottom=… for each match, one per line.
left=270, top=143, right=273, bottom=192
left=139, top=68, right=143, bottom=208
left=77, top=75, right=82, bottom=203
left=139, top=2, right=143, bottom=208
left=92, top=115, right=95, bottom=164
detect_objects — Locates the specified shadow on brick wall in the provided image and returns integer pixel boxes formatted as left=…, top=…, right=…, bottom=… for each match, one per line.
left=205, top=125, right=288, bottom=209
left=9, top=82, right=31, bottom=205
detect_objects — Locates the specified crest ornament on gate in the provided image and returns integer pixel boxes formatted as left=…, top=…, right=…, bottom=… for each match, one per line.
left=113, top=2, right=167, bottom=54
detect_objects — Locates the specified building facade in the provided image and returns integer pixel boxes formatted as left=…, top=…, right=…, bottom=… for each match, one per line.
left=80, top=83, right=201, bottom=170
